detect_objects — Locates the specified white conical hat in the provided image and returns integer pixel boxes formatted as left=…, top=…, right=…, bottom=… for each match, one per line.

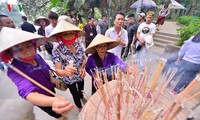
left=48, top=20, right=85, bottom=39
left=85, top=34, right=119, bottom=54
left=34, top=16, right=50, bottom=26
left=0, top=27, right=46, bottom=53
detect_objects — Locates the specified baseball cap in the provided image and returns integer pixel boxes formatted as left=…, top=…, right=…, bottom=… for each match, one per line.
left=139, top=13, right=145, bottom=17
left=127, top=13, right=135, bottom=18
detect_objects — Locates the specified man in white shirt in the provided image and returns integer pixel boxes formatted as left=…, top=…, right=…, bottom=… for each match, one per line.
left=105, top=12, right=128, bottom=59
left=136, top=11, right=156, bottom=67
left=44, top=11, right=58, bottom=56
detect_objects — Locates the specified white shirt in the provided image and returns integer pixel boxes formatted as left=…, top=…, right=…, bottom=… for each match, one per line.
left=45, top=24, right=58, bottom=49
left=45, top=24, right=55, bottom=37
left=137, top=22, right=156, bottom=41
left=105, top=27, right=128, bottom=58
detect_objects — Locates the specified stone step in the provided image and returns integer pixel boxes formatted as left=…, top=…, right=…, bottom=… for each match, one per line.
left=154, top=34, right=179, bottom=42
left=156, top=31, right=179, bottom=38
left=154, top=37, right=178, bottom=45
left=154, top=41, right=166, bottom=48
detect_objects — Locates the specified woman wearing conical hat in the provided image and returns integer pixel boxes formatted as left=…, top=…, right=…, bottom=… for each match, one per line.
left=85, top=34, right=128, bottom=94
left=34, top=16, right=50, bottom=36
left=0, top=27, right=74, bottom=120
left=48, top=20, right=86, bottom=111
left=34, top=16, right=50, bottom=52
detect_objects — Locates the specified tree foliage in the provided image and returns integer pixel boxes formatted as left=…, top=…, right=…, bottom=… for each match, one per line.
left=177, top=16, right=200, bottom=46
left=19, top=0, right=50, bottom=21
left=14, top=0, right=200, bottom=25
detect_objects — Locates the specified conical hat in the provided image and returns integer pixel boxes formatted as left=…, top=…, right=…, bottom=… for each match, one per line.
left=34, top=16, right=50, bottom=26
left=85, top=34, right=119, bottom=54
left=48, top=20, right=85, bottom=39
left=0, top=27, right=46, bottom=53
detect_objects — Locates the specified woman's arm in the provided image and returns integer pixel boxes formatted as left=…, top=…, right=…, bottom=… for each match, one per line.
left=26, top=92, right=55, bottom=106
left=26, top=92, right=74, bottom=114
left=79, top=55, right=87, bottom=78
left=55, top=62, right=77, bottom=77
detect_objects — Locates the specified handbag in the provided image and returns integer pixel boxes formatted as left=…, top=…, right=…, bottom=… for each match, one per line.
left=50, top=69, right=68, bottom=91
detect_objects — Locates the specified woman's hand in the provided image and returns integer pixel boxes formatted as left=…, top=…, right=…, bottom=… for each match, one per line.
left=64, top=66, right=77, bottom=77
left=52, top=97, right=74, bottom=115
left=80, top=68, right=86, bottom=79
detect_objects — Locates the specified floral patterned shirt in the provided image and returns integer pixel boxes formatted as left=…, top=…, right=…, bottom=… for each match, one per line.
left=52, top=41, right=85, bottom=85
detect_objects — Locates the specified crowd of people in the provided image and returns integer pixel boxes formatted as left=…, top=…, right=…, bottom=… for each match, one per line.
left=0, top=6, right=200, bottom=119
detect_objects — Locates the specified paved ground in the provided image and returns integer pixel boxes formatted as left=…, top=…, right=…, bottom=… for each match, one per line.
left=157, top=21, right=181, bottom=35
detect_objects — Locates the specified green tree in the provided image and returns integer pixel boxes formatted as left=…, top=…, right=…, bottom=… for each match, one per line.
left=19, top=0, right=50, bottom=21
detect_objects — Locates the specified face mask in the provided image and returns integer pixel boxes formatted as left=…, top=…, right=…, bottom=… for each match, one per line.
left=19, top=55, right=35, bottom=62
left=13, top=42, right=37, bottom=63
left=58, top=33, right=78, bottom=45
left=14, top=54, right=36, bottom=63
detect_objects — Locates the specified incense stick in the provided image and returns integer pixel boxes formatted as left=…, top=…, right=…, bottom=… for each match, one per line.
left=9, top=64, right=58, bottom=97
left=175, top=74, right=200, bottom=103
left=167, top=105, right=183, bottom=120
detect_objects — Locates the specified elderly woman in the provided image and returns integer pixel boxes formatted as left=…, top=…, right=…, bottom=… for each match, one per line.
left=48, top=20, right=86, bottom=111
left=0, top=27, right=74, bottom=120
left=34, top=16, right=50, bottom=52
left=85, top=34, right=127, bottom=94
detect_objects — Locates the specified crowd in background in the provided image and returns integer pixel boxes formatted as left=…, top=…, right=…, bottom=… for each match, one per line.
left=0, top=4, right=200, bottom=119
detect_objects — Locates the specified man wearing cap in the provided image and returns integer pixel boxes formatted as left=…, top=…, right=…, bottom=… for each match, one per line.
left=136, top=11, right=156, bottom=67
left=137, top=13, right=146, bottom=24
left=98, top=15, right=109, bottom=35
left=21, top=16, right=36, bottom=33
left=122, top=13, right=139, bottom=60
left=105, top=12, right=128, bottom=59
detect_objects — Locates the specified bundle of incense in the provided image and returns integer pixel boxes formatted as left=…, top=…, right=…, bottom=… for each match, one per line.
left=181, top=91, right=200, bottom=106
left=94, top=68, right=110, bottom=119
left=138, top=98, right=152, bottom=118
left=148, top=59, right=165, bottom=97
left=103, top=69, right=115, bottom=107
left=167, top=105, right=183, bottom=120
left=154, top=109, right=164, bottom=120
left=140, top=60, right=152, bottom=97
left=82, top=92, right=107, bottom=119
left=161, top=75, right=199, bottom=120
left=140, top=110, right=154, bottom=120
left=175, top=74, right=200, bottom=103
left=162, top=102, right=177, bottom=119
left=153, top=68, right=177, bottom=104
left=173, top=90, right=200, bottom=112
left=116, top=66, right=122, bottom=120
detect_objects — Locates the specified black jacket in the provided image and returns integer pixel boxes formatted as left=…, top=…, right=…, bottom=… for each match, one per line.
left=21, top=22, right=36, bottom=33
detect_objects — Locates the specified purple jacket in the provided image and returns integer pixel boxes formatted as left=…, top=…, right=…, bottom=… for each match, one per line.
left=7, top=54, right=54, bottom=99
left=85, top=52, right=127, bottom=80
